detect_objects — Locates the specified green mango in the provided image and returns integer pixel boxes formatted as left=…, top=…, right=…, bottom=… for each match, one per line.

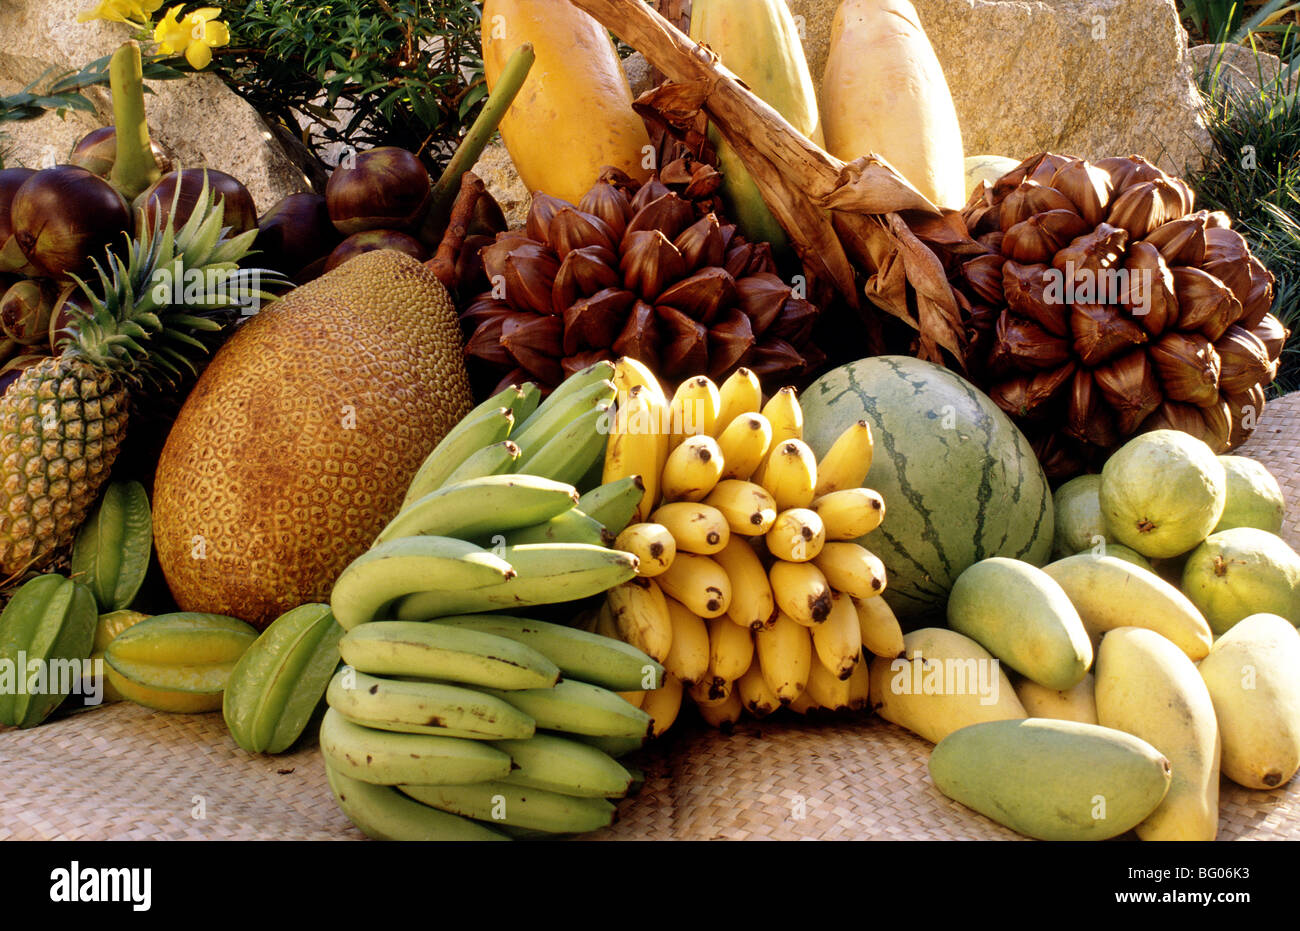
left=929, top=718, right=1172, bottom=841
left=947, top=557, right=1092, bottom=690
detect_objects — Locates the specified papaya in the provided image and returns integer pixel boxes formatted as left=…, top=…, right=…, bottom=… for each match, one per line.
left=1198, top=613, right=1300, bottom=789
left=1095, top=627, right=1221, bottom=841
left=929, top=718, right=1172, bottom=841
left=946, top=557, right=1091, bottom=690
left=867, top=627, right=1026, bottom=744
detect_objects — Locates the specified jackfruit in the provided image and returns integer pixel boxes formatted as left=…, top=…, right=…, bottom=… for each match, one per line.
left=152, top=250, right=474, bottom=628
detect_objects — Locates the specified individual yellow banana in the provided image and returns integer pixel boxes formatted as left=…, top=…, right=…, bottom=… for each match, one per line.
left=612, top=356, right=668, bottom=408
left=663, top=597, right=711, bottom=686
left=846, top=652, right=871, bottom=710
left=689, top=673, right=731, bottom=704
left=811, top=488, right=886, bottom=540
left=770, top=559, right=833, bottom=626
left=594, top=599, right=620, bottom=641
left=614, top=522, right=676, bottom=578
left=812, top=592, right=863, bottom=680
left=711, top=535, right=777, bottom=630
left=668, top=374, right=720, bottom=450
left=853, top=594, right=905, bottom=659
left=717, top=413, right=773, bottom=481
left=804, top=650, right=853, bottom=710
left=713, top=367, right=763, bottom=436
left=708, top=615, right=754, bottom=682
left=651, top=501, right=730, bottom=556
left=761, top=386, right=802, bottom=444
left=617, top=689, right=646, bottom=709
left=737, top=661, right=781, bottom=717
left=788, top=689, right=818, bottom=714
left=753, top=439, right=817, bottom=510
left=814, top=420, right=875, bottom=497
left=602, top=385, right=668, bottom=523
left=657, top=552, right=732, bottom=619
left=606, top=578, right=673, bottom=662
left=704, top=480, right=777, bottom=536
left=814, top=542, right=887, bottom=599
left=660, top=434, right=725, bottom=503
left=696, top=686, right=744, bottom=729
left=766, top=508, right=826, bottom=563
left=642, top=672, right=684, bottom=737
left=756, top=612, right=812, bottom=703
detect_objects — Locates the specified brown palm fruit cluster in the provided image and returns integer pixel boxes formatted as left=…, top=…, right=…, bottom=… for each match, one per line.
left=460, top=158, right=824, bottom=394
left=951, top=152, right=1287, bottom=479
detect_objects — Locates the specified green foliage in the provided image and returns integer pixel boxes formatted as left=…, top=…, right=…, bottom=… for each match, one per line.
left=1189, top=52, right=1300, bottom=393
left=1181, top=1, right=1300, bottom=61
left=212, top=0, right=486, bottom=170
left=0, top=56, right=191, bottom=128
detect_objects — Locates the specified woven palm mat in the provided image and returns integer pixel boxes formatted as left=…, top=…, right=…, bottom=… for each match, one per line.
left=1, top=393, right=1298, bottom=842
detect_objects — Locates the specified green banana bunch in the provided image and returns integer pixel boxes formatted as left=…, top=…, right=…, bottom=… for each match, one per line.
left=326, top=765, right=511, bottom=841
left=399, top=781, right=616, bottom=834
left=320, top=707, right=517, bottom=786
left=325, top=667, right=535, bottom=739
left=338, top=621, right=560, bottom=690
left=223, top=604, right=344, bottom=754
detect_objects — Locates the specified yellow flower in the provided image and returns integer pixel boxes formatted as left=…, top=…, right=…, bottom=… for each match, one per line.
left=76, top=0, right=162, bottom=24
left=154, top=5, right=230, bottom=70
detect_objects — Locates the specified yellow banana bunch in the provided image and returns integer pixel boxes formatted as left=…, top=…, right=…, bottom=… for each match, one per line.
left=599, top=361, right=891, bottom=731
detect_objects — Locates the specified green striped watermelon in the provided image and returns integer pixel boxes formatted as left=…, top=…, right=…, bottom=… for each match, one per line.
left=801, top=356, right=1054, bottom=624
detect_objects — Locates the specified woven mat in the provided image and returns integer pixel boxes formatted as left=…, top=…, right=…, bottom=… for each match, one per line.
left=2, top=393, right=1298, bottom=842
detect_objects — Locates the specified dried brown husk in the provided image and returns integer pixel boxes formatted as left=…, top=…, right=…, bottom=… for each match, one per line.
left=999, top=181, right=1078, bottom=231
left=1106, top=179, right=1186, bottom=238
left=1002, top=261, right=1069, bottom=336
left=613, top=300, right=661, bottom=369
left=1199, top=226, right=1252, bottom=303
left=1251, top=312, right=1289, bottom=359
left=960, top=253, right=1006, bottom=305
left=1070, top=303, right=1149, bottom=366
left=1094, top=350, right=1164, bottom=434
left=1149, top=330, right=1221, bottom=407
left=1141, top=213, right=1207, bottom=266
left=656, top=266, right=736, bottom=323
left=621, top=229, right=687, bottom=302
left=1238, top=256, right=1276, bottom=330
left=1118, top=241, right=1178, bottom=335
left=1214, top=324, right=1272, bottom=394
left=1093, top=155, right=1166, bottom=195
left=1002, top=210, right=1091, bottom=264
left=1143, top=399, right=1214, bottom=443
left=1171, top=265, right=1242, bottom=340
left=990, top=361, right=1075, bottom=420
left=991, top=311, right=1072, bottom=371
left=1226, top=384, right=1267, bottom=447
left=552, top=245, right=621, bottom=311
left=562, top=287, right=636, bottom=355
left=735, top=272, right=792, bottom=337
left=1051, top=222, right=1129, bottom=288
left=1050, top=160, right=1113, bottom=226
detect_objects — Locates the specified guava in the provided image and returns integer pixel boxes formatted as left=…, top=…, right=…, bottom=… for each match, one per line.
left=1073, top=542, right=1153, bottom=572
left=1214, top=455, right=1285, bottom=535
left=1100, top=430, right=1226, bottom=559
left=1182, top=527, right=1300, bottom=635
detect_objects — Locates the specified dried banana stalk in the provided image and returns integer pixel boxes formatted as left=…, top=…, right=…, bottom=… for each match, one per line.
left=571, top=0, right=971, bottom=366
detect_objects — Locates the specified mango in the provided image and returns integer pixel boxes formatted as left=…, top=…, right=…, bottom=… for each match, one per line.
left=947, top=557, right=1091, bottom=689
left=1095, top=627, right=1220, bottom=841
left=1043, top=553, right=1212, bottom=660
left=867, top=627, right=1026, bottom=744
left=1013, top=673, right=1098, bottom=725
left=1073, top=542, right=1152, bottom=572
left=929, top=718, right=1171, bottom=841
left=1198, top=613, right=1300, bottom=789
left=1181, top=528, right=1300, bottom=635
left=105, top=612, right=257, bottom=700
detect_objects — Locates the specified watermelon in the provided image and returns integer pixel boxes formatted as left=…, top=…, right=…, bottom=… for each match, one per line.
left=801, top=356, right=1054, bottom=624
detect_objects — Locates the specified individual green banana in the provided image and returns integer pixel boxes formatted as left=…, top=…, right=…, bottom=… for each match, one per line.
left=376, top=475, right=579, bottom=545
left=402, top=406, right=515, bottom=507
left=394, top=544, right=638, bottom=621
left=0, top=574, right=98, bottom=728
left=325, top=667, right=535, bottom=739
left=482, top=678, right=652, bottom=739
left=511, top=377, right=616, bottom=457
left=329, top=536, right=515, bottom=631
left=432, top=615, right=663, bottom=691
left=512, top=361, right=615, bottom=439
left=321, top=707, right=515, bottom=786
left=516, top=401, right=611, bottom=485
left=399, top=781, right=616, bottom=834
left=71, top=481, right=153, bottom=613
left=576, top=733, right=648, bottom=759
left=498, top=508, right=612, bottom=548
left=513, top=381, right=543, bottom=424
left=223, top=604, right=344, bottom=754
left=440, top=440, right=521, bottom=487
left=624, top=763, right=646, bottom=797
left=337, top=621, right=559, bottom=690
left=493, top=733, right=634, bottom=798
left=326, top=764, right=511, bottom=840
left=577, top=476, right=646, bottom=536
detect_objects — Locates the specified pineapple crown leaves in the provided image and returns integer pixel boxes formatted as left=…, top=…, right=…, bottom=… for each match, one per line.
left=64, top=170, right=289, bottom=390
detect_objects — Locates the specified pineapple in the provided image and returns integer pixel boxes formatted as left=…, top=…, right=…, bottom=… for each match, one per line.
left=0, top=182, right=278, bottom=576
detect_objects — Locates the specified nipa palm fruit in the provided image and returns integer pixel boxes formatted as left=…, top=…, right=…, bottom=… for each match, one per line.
left=462, top=165, right=825, bottom=393
left=952, top=152, right=1284, bottom=480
